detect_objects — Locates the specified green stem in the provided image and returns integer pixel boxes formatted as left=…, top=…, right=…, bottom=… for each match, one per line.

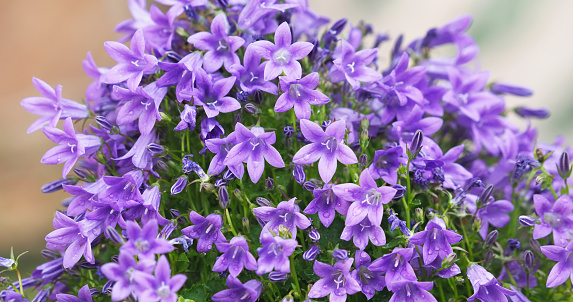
left=437, top=279, right=446, bottom=302
left=460, top=218, right=473, bottom=259
left=225, top=208, right=238, bottom=237
left=16, top=270, right=24, bottom=295
left=290, top=254, right=303, bottom=300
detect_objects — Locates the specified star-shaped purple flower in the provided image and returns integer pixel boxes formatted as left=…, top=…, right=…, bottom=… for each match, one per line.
left=188, top=14, right=245, bottom=73
left=533, top=194, right=573, bottom=246
left=112, top=82, right=168, bottom=135
left=542, top=240, right=573, bottom=287
left=213, top=236, right=257, bottom=277
left=304, top=183, right=350, bottom=228
left=467, top=263, right=515, bottom=302
left=341, top=217, right=385, bottom=250
left=333, top=169, right=397, bottom=226
left=45, top=212, right=95, bottom=269
left=293, top=119, right=358, bottom=183
left=368, top=145, right=406, bottom=185
left=256, top=230, right=297, bottom=275
left=223, top=122, right=285, bottom=183
left=174, top=104, right=197, bottom=131
left=253, top=198, right=311, bottom=235
left=307, top=258, right=361, bottom=302
left=275, top=72, right=330, bottom=119
left=120, top=220, right=174, bottom=260
left=350, top=251, right=385, bottom=300
left=103, top=29, right=158, bottom=91
left=389, top=281, right=437, bottom=302
left=134, top=255, right=187, bottom=302
left=21, top=77, right=89, bottom=133
left=329, top=39, right=381, bottom=90
left=229, top=46, right=278, bottom=95
left=55, top=284, right=93, bottom=302
left=101, top=252, right=155, bottom=301
left=249, top=22, right=313, bottom=81
left=157, top=52, right=203, bottom=102
left=41, top=117, right=101, bottom=177
left=212, top=276, right=262, bottom=302
left=183, top=68, right=240, bottom=118
left=205, top=133, right=243, bottom=176
left=409, top=216, right=462, bottom=265
left=181, top=211, right=226, bottom=253
left=369, top=247, right=417, bottom=291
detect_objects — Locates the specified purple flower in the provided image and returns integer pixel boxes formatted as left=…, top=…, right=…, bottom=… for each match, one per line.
left=181, top=211, right=226, bottom=253
left=0, top=257, right=14, bottom=268
left=183, top=68, right=240, bottom=118
left=120, top=220, right=174, bottom=260
left=99, top=170, right=145, bottom=212
left=409, top=216, right=462, bottom=265
left=293, top=119, right=358, bottom=183
left=157, top=52, right=203, bottom=102
left=45, top=212, right=95, bottom=269
left=307, top=259, right=361, bottom=301
left=467, top=263, right=515, bottom=302
left=212, top=276, right=262, bottom=302
left=188, top=14, right=245, bottom=73
left=498, top=260, right=537, bottom=288
left=41, top=118, right=101, bottom=177
left=340, top=217, right=385, bottom=250
left=475, top=198, right=514, bottom=239
left=541, top=240, right=573, bottom=287
left=333, top=169, right=397, bottom=226
left=174, top=104, right=197, bottom=131
left=253, top=198, right=311, bottom=235
left=229, top=46, right=278, bottom=95
left=112, top=82, right=168, bottom=135
left=103, top=29, right=158, bottom=91
left=237, top=0, right=297, bottom=33
left=368, top=145, right=406, bottom=185
left=213, top=236, right=257, bottom=277
left=389, top=281, right=436, bottom=302
left=134, top=255, right=187, bottom=302
left=275, top=72, right=330, bottom=119
left=329, top=39, right=381, bottom=90
left=256, top=230, right=297, bottom=275
left=533, top=194, right=573, bottom=246
left=101, top=253, right=155, bottom=302
left=350, top=251, right=385, bottom=300
left=369, top=247, right=417, bottom=291
left=115, top=130, right=157, bottom=170
left=205, top=132, right=242, bottom=176
left=249, top=22, right=313, bottom=81
left=55, top=284, right=93, bottom=302
left=223, top=122, right=285, bottom=183
left=304, top=183, right=350, bottom=228
left=114, top=0, right=153, bottom=43
left=21, top=77, right=89, bottom=133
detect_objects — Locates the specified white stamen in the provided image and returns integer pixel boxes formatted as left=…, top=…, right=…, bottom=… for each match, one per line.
left=131, top=60, right=140, bottom=67
left=347, top=62, right=355, bottom=73
left=68, top=143, right=76, bottom=153
left=216, top=40, right=228, bottom=51
left=250, top=72, right=258, bottom=82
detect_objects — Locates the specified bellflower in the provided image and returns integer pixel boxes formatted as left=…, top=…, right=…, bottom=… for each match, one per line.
left=114, top=0, right=153, bottom=43
left=223, top=122, right=285, bottom=183
left=115, top=130, right=157, bottom=170
left=103, top=29, right=158, bottom=91
left=329, top=39, right=381, bottom=90
left=134, top=256, right=187, bottom=302
left=369, top=247, right=417, bottom=291
left=45, top=212, right=95, bottom=269
left=253, top=198, right=311, bottom=235
left=256, top=231, right=297, bottom=275
left=174, top=104, right=197, bottom=131
left=21, top=77, right=89, bottom=133
left=100, top=252, right=155, bottom=301
left=181, top=211, right=226, bottom=253
left=229, top=46, right=278, bottom=95
left=275, top=72, right=330, bottom=119
left=205, top=132, right=243, bottom=176
left=156, top=52, right=203, bottom=102
left=213, top=236, right=257, bottom=277
left=183, top=68, right=240, bottom=118
left=212, top=276, right=262, bottom=302
left=333, top=169, right=397, bottom=226
left=340, top=217, right=385, bottom=250
left=98, top=170, right=145, bottom=212
left=389, top=281, right=437, bottom=302
left=350, top=251, right=385, bottom=300
left=467, top=263, right=515, bottom=302
left=307, top=259, right=361, bottom=302
left=55, top=284, right=93, bottom=302
left=41, top=118, right=101, bottom=177
left=120, top=220, right=174, bottom=260
left=541, top=240, right=573, bottom=287
left=249, top=22, right=313, bottom=81
left=304, top=183, right=350, bottom=228
left=112, top=83, right=168, bottom=136
left=532, top=194, right=573, bottom=246
left=475, top=198, right=514, bottom=239
left=368, top=145, right=405, bottom=185
left=188, top=14, right=245, bottom=73
left=409, top=216, right=462, bottom=265
left=293, top=119, right=358, bottom=183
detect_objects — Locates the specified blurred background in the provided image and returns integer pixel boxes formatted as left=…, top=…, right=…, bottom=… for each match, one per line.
left=2, top=0, right=573, bottom=273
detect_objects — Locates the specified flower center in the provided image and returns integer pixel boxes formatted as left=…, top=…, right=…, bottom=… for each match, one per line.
left=544, top=212, right=564, bottom=229
left=333, top=270, right=346, bottom=289
left=268, top=243, right=284, bottom=256
left=216, top=40, right=229, bottom=52
left=249, top=138, right=263, bottom=151
left=135, top=239, right=150, bottom=253
left=359, top=266, right=374, bottom=285
left=273, top=48, right=291, bottom=65
left=157, top=282, right=170, bottom=298
left=346, top=61, right=356, bottom=74
left=321, top=136, right=338, bottom=153
left=362, top=189, right=382, bottom=206
left=289, top=84, right=304, bottom=100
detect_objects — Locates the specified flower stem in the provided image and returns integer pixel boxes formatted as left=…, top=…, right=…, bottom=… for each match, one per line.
left=290, top=254, right=303, bottom=300
left=225, top=208, right=238, bottom=237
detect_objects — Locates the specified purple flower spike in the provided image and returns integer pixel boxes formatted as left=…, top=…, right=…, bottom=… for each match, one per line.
left=134, top=255, right=187, bottom=302
left=304, top=183, right=350, bottom=228
left=341, top=217, right=385, bottom=250
left=181, top=211, right=226, bottom=253
left=120, top=220, right=174, bottom=260
left=103, top=29, right=158, bottom=91
left=188, top=14, right=245, bottom=73
left=21, top=77, right=89, bottom=133
left=467, top=263, right=515, bottom=302
left=333, top=169, right=397, bottom=226
left=351, top=251, right=385, bottom=300
left=212, top=276, right=262, bottom=302
left=113, top=82, right=168, bottom=135
left=329, top=39, right=381, bottom=90
left=275, top=72, right=330, bottom=119
left=253, top=198, right=311, bottom=235
left=409, top=216, right=462, bottom=265
left=389, top=281, right=437, bottom=302
left=100, top=252, right=155, bottom=301
left=256, top=231, right=297, bottom=275
left=541, top=240, right=573, bottom=287
left=45, top=212, right=95, bottom=269
left=41, top=118, right=101, bottom=177
left=293, top=119, right=358, bottom=183
left=223, top=122, right=285, bottom=183
left=307, top=259, right=361, bottom=302
left=249, top=22, right=314, bottom=81
left=184, top=68, right=240, bottom=118
left=369, top=247, right=417, bottom=291
left=55, top=284, right=93, bottom=302
left=213, top=236, right=257, bottom=277
left=533, top=194, right=573, bottom=246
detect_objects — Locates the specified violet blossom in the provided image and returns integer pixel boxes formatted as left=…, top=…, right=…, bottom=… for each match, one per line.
left=275, top=72, right=330, bottom=119
left=181, top=211, right=226, bottom=253
left=212, top=276, right=262, bottom=302
left=307, top=258, right=361, bottom=302
left=368, top=145, right=406, bottom=185
left=389, top=281, right=436, bottom=302
left=369, top=247, right=417, bottom=291
left=533, top=194, right=573, bottom=246
left=183, top=68, right=240, bottom=118
left=409, top=216, right=462, bottom=265
left=100, top=252, right=155, bottom=301
left=133, top=255, right=187, bottom=302
left=229, top=46, right=278, bottom=95
left=350, top=251, right=385, bottom=300
left=55, top=284, right=93, bottom=302
left=467, top=263, right=515, bottom=302
left=213, top=236, right=257, bottom=277
left=44, top=212, right=95, bottom=269
left=340, top=217, right=386, bottom=250
left=304, top=183, right=350, bottom=228
left=120, top=220, right=174, bottom=260
left=329, top=39, right=381, bottom=90
left=255, top=231, right=297, bottom=275
left=541, top=239, right=573, bottom=287
left=253, top=198, right=311, bottom=235
left=112, top=83, right=168, bottom=136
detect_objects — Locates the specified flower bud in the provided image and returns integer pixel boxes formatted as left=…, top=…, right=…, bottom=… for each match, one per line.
left=558, top=151, right=571, bottom=179
left=303, top=181, right=319, bottom=191
left=477, top=184, right=494, bottom=206
left=293, top=164, right=306, bottom=184
left=89, top=288, right=101, bottom=296
left=244, top=103, right=260, bottom=115
left=41, top=178, right=74, bottom=193
left=321, top=120, right=331, bottom=130
left=218, top=186, right=230, bottom=209
left=303, top=245, right=320, bottom=261
left=159, top=220, right=177, bottom=239
left=518, top=215, right=536, bottom=227
left=472, top=218, right=482, bottom=233
left=392, top=184, right=406, bottom=200
left=504, top=238, right=521, bottom=257
left=215, top=0, right=228, bottom=8
left=105, top=226, right=125, bottom=245
left=41, top=250, right=60, bottom=260
left=256, top=197, right=272, bottom=207
left=414, top=208, right=424, bottom=223
left=332, top=249, right=348, bottom=260
left=170, top=176, right=187, bottom=195
left=484, top=249, right=494, bottom=266
left=283, top=126, right=294, bottom=137
left=103, top=281, right=114, bottom=295
left=253, top=90, right=263, bottom=105
left=268, top=272, right=288, bottom=282
left=409, top=130, right=423, bottom=158
left=265, top=177, right=275, bottom=190
left=234, top=113, right=242, bottom=124
left=514, top=107, right=550, bottom=119
left=146, top=143, right=165, bottom=156
left=223, top=170, right=235, bottom=181
left=242, top=217, right=250, bottom=231
left=170, top=209, right=187, bottom=225
left=214, top=179, right=227, bottom=188
left=359, top=154, right=368, bottom=168
left=73, top=168, right=90, bottom=180
left=168, top=235, right=194, bottom=253
left=78, top=260, right=100, bottom=270
left=281, top=295, right=294, bottom=302
left=522, top=250, right=535, bottom=273
left=441, top=252, right=457, bottom=269
left=529, top=238, right=542, bottom=254
left=308, top=228, right=321, bottom=242
left=236, top=90, right=249, bottom=103
left=484, top=230, right=498, bottom=247
left=490, top=82, right=533, bottom=97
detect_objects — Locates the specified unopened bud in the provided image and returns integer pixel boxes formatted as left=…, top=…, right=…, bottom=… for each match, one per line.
left=265, top=177, right=275, bottom=190
left=490, top=82, right=533, bottom=97
left=234, top=113, right=242, bottom=124
left=484, top=249, right=494, bottom=266
left=359, top=154, right=368, bottom=168
left=170, top=176, right=187, bottom=195
left=477, top=184, right=494, bottom=206
left=218, top=186, right=230, bottom=209
left=409, top=130, right=423, bottom=158
left=214, top=179, right=227, bottom=188
left=103, top=281, right=114, bottom=295
left=332, top=249, right=348, bottom=260
left=105, top=226, right=125, bottom=245
left=303, top=245, right=320, bottom=261
left=40, top=250, right=59, bottom=260
left=293, top=165, right=306, bottom=184
left=41, top=178, right=74, bottom=193
left=308, top=229, right=321, bottom=242
left=518, top=215, right=537, bottom=227
left=558, top=151, right=572, bottom=179
left=303, top=181, right=319, bottom=191
left=283, top=126, right=294, bottom=137
left=73, top=168, right=90, bottom=180
left=485, top=230, right=498, bottom=247
left=95, top=116, right=117, bottom=133
left=242, top=217, right=250, bottom=231
left=268, top=272, right=288, bottom=282
left=244, top=103, right=260, bottom=115
left=529, top=238, right=542, bottom=254
left=256, top=197, right=272, bottom=207
left=253, top=90, right=263, bottom=105
left=159, top=220, right=177, bottom=239
left=321, top=120, right=332, bottom=130
left=223, top=170, right=235, bottom=181
left=523, top=250, right=535, bottom=273
left=236, top=90, right=249, bottom=103
left=392, top=184, right=406, bottom=200
left=441, top=252, right=457, bottom=269
left=146, top=143, right=165, bottom=155
left=281, top=295, right=294, bottom=302
left=414, top=208, right=424, bottom=223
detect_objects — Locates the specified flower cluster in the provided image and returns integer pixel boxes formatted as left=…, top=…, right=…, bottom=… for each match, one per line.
left=4, top=1, right=573, bottom=302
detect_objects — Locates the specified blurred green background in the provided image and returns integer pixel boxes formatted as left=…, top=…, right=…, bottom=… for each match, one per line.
left=2, top=0, right=572, bottom=274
